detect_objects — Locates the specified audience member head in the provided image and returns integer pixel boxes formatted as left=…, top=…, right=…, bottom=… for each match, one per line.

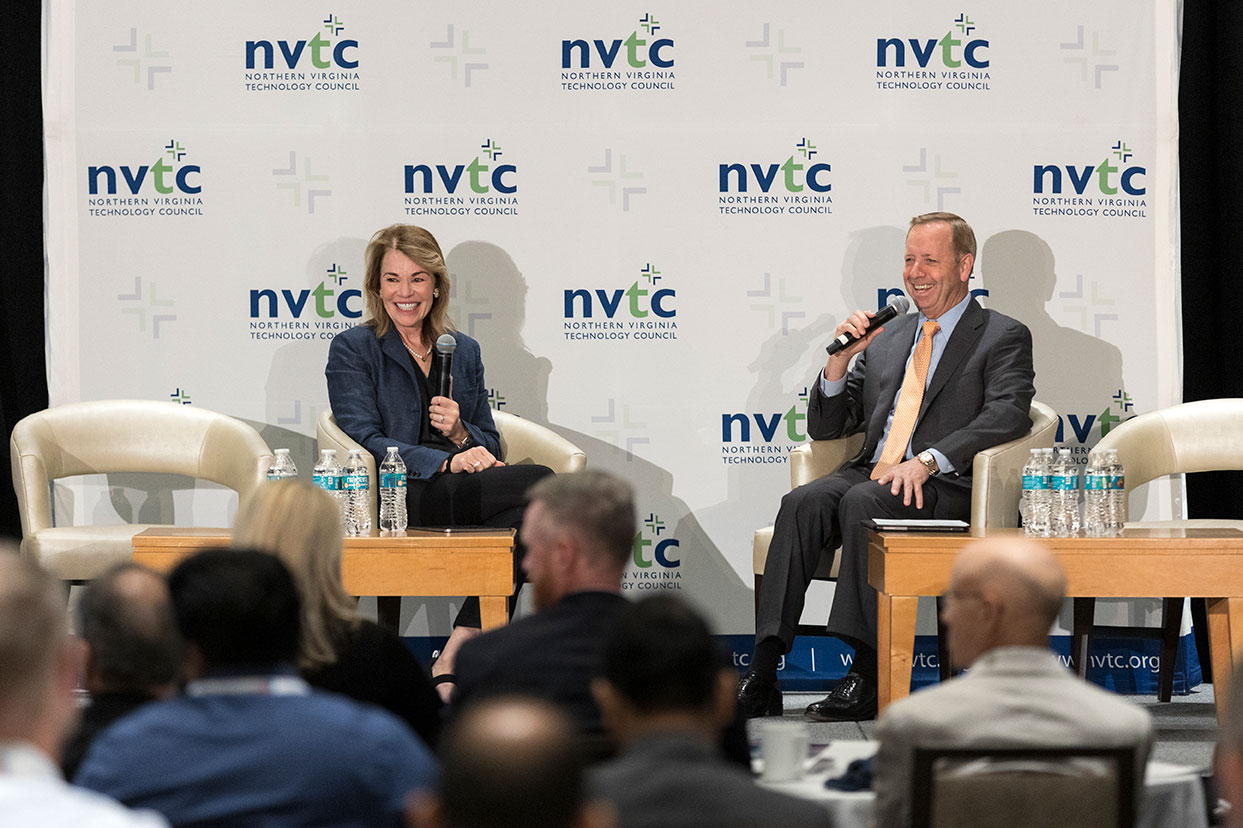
left=410, top=696, right=603, bottom=828
left=363, top=223, right=452, bottom=340
left=593, top=595, right=735, bottom=746
left=941, top=537, right=1066, bottom=669
left=1218, top=667, right=1243, bottom=826
left=0, top=548, right=79, bottom=758
left=77, top=562, right=181, bottom=697
left=520, top=471, right=636, bottom=610
left=232, top=479, right=357, bottom=670
left=168, top=548, right=301, bottom=678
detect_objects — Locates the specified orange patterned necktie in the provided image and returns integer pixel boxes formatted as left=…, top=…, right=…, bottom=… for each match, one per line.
left=871, top=320, right=940, bottom=480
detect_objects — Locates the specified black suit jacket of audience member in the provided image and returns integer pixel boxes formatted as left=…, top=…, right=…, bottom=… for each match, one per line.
left=452, top=591, right=629, bottom=748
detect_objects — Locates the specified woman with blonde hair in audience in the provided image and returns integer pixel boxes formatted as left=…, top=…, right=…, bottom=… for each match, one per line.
left=232, top=478, right=441, bottom=746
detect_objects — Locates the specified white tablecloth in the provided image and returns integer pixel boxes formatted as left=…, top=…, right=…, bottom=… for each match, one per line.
left=757, top=742, right=1207, bottom=828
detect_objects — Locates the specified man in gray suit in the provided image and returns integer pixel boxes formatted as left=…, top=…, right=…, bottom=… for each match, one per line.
left=592, top=595, right=831, bottom=828
left=872, top=537, right=1153, bottom=828
left=739, top=212, right=1036, bottom=721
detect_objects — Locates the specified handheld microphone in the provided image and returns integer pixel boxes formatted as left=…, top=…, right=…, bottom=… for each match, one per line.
left=435, top=334, right=456, bottom=398
left=825, top=295, right=911, bottom=355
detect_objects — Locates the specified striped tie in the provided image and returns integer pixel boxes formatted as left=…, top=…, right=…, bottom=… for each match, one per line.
left=871, top=320, right=940, bottom=480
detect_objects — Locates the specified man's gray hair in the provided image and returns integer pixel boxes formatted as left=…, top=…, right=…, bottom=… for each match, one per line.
left=527, top=470, right=636, bottom=569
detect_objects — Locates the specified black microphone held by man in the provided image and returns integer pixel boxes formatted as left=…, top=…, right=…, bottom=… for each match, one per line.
left=825, top=295, right=911, bottom=356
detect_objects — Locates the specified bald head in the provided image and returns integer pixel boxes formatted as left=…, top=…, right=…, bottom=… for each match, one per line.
left=436, top=697, right=585, bottom=828
left=942, top=538, right=1066, bottom=668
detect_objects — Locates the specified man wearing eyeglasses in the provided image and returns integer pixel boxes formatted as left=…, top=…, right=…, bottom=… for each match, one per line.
left=872, top=537, right=1153, bottom=828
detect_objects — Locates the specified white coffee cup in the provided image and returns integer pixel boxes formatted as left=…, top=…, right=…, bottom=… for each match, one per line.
left=760, top=720, right=809, bottom=782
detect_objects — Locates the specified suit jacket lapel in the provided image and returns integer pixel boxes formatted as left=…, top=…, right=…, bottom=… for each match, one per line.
left=381, top=328, right=421, bottom=389
left=921, top=298, right=984, bottom=414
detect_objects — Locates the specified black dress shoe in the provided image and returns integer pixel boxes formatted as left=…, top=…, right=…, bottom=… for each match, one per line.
left=805, top=672, right=878, bottom=722
left=737, top=671, right=783, bottom=718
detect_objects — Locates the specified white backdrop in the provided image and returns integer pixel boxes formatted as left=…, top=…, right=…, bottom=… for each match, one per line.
left=44, top=1, right=1182, bottom=639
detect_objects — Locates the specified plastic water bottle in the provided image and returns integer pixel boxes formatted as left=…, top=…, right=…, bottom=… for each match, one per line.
left=312, top=449, right=343, bottom=509
left=1105, top=448, right=1127, bottom=535
left=266, top=448, right=297, bottom=481
left=378, top=447, right=408, bottom=534
left=1083, top=449, right=1109, bottom=536
left=1020, top=448, right=1051, bottom=536
left=1049, top=447, right=1081, bottom=536
left=1038, top=447, right=1055, bottom=533
left=342, top=449, right=372, bottom=536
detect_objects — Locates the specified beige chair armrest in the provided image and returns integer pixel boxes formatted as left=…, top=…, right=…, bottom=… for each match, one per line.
left=1095, top=397, right=1243, bottom=490
left=10, top=427, right=52, bottom=536
left=494, top=411, right=587, bottom=474
left=317, top=410, right=379, bottom=526
left=789, top=434, right=866, bottom=488
left=971, top=401, right=1058, bottom=529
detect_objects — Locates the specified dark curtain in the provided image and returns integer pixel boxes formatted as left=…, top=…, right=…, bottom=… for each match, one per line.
left=1180, top=0, right=1243, bottom=520
left=1, top=1, right=1240, bottom=537
left=0, top=0, right=47, bottom=538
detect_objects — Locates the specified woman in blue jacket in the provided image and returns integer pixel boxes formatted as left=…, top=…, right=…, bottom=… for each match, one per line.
left=326, top=223, right=551, bottom=697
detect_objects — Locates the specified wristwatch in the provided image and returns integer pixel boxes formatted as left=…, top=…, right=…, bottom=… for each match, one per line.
left=916, top=450, right=939, bottom=476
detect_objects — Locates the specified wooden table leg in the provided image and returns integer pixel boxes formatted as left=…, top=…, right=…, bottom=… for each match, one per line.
left=1207, top=596, right=1243, bottom=724
left=377, top=596, right=402, bottom=632
left=479, top=597, right=508, bottom=630
left=878, top=593, right=919, bottom=714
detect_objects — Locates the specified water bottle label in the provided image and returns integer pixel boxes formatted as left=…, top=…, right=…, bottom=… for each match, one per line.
left=266, top=472, right=282, bottom=481
left=1050, top=475, right=1079, bottom=491
left=380, top=472, right=407, bottom=489
left=1022, top=474, right=1048, bottom=491
left=1110, top=475, right=1125, bottom=490
left=343, top=473, right=369, bottom=491
left=313, top=474, right=340, bottom=491
left=1084, top=475, right=1105, bottom=491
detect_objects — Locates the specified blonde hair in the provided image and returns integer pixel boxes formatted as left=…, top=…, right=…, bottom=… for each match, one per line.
left=232, top=480, right=358, bottom=670
left=363, top=223, right=455, bottom=341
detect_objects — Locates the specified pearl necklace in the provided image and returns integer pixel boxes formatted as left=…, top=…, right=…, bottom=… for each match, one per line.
left=403, top=340, right=432, bottom=361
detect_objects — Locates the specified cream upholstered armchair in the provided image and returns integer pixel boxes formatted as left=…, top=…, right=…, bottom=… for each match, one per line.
left=1073, top=397, right=1243, bottom=701
left=316, top=408, right=587, bottom=526
left=9, top=400, right=273, bottom=581
left=752, top=401, right=1058, bottom=678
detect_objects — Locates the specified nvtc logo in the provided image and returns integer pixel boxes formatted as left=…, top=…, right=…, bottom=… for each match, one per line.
left=721, top=389, right=809, bottom=450
left=632, top=513, right=680, bottom=569
left=624, top=511, right=682, bottom=592
left=245, top=15, right=358, bottom=69
left=249, top=264, right=362, bottom=327
left=88, top=139, right=201, bottom=196
left=563, top=263, right=675, bottom=320
left=404, top=139, right=516, bottom=195
left=1056, top=392, right=1134, bottom=445
left=562, top=13, right=673, bottom=69
left=719, top=139, right=830, bottom=195
left=876, top=13, right=989, bottom=68
left=1033, top=141, right=1146, bottom=196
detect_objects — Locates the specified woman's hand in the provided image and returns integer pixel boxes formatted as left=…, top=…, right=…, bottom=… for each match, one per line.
left=428, top=394, right=467, bottom=444
left=448, top=446, right=504, bottom=474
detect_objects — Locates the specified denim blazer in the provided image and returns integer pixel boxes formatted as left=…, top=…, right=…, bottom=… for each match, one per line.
left=325, top=324, right=501, bottom=480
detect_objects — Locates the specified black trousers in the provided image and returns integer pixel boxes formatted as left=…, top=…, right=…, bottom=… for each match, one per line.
left=408, top=463, right=554, bottom=628
left=754, top=464, right=971, bottom=653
